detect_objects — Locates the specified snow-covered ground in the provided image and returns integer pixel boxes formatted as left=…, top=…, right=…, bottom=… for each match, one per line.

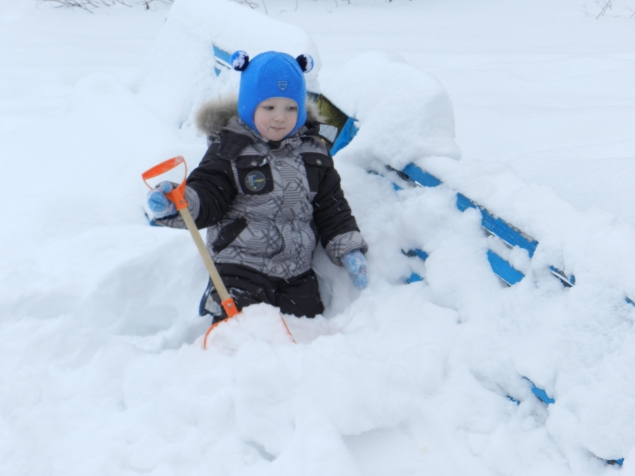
left=3, top=0, right=635, bottom=474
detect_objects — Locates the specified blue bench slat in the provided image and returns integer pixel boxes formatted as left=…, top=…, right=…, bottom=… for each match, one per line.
left=212, top=45, right=232, bottom=72
left=401, top=163, right=442, bottom=187
left=549, top=267, right=576, bottom=287
left=330, top=117, right=359, bottom=155
left=402, top=249, right=429, bottom=261
left=487, top=250, right=525, bottom=286
left=457, top=193, right=539, bottom=258
left=523, top=377, right=555, bottom=405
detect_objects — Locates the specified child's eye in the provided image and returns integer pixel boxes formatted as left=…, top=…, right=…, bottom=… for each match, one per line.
left=262, top=105, right=274, bottom=110
left=287, top=106, right=298, bottom=111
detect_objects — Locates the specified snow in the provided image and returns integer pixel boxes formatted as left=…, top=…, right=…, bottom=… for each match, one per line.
left=323, top=51, right=461, bottom=169
left=3, top=0, right=635, bottom=474
left=135, top=0, right=320, bottom=127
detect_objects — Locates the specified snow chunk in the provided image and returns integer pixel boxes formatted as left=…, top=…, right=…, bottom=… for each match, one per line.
left=323, top=51, right=461, bottom=169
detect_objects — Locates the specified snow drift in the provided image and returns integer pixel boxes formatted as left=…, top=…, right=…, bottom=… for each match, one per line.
left=3, top=0, right=635, bottom=475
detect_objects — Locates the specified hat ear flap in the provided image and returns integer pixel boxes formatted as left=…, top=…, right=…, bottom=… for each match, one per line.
left=231, top=50, right=249, bottom=71
left=296, top=54, right=314, bottom=73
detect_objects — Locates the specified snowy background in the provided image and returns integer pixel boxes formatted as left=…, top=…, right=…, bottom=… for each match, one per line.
left=3, top=0, right=635, bottom=474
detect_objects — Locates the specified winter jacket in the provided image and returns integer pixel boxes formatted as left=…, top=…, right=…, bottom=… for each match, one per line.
left=157, top=96, right=367, bottom=280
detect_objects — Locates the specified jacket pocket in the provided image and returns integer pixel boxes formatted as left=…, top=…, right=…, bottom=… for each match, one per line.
left=235, top=156, right=274, bottom=195
left=212, top=218, right=249, bottom=254
left=301, top=152, right=332, bottom=192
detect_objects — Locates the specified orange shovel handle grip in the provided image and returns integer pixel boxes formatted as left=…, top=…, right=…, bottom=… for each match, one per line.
left=141, top=156, right=189, bottom=211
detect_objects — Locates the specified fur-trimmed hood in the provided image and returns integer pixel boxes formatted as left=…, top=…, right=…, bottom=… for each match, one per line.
left=195, top=95, right=324, bottom=139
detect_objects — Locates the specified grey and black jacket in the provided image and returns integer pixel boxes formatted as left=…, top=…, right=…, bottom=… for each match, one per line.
left=157, top=96, right=368, bottom=280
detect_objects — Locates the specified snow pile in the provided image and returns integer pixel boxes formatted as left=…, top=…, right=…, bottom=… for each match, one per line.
left=134, top=0, right=320, bottom=128
left=419, top=155, right=635, bottom=300
left=324, top=51, right=461, bottom=170
left=423, top=155, right=635, bottom=463
left=344, top=150, right=635, bottom=469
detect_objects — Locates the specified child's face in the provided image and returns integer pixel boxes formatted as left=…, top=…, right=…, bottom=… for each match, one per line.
left=253, top=97, right=298, bottom=141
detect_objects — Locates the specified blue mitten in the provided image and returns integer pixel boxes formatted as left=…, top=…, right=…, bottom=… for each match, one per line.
left=147, top=182, right=177, bottom=218
left=341, top=249, right=368, bottom=289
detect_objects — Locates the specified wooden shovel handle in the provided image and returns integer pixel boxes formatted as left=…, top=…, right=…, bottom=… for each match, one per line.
left=142, top=157, right=238, bottom=319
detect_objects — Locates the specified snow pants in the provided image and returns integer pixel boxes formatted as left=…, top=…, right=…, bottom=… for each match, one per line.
left=199, top=263, right=325, bottom=322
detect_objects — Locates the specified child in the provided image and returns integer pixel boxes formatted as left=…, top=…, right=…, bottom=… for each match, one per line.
left=147, top=50, right=368, bottom=322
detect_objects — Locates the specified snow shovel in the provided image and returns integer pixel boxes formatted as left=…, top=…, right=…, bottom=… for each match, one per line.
left=142, top=156, right=294, bottom=348
left=142, top=156, right=239, bottom=348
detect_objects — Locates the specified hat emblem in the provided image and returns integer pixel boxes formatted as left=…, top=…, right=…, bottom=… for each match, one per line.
left=277, top=80, right=288, bottom=91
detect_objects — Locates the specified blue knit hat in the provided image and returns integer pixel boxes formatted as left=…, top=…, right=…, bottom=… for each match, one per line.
left=231, top=50, right=314, bottom=138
